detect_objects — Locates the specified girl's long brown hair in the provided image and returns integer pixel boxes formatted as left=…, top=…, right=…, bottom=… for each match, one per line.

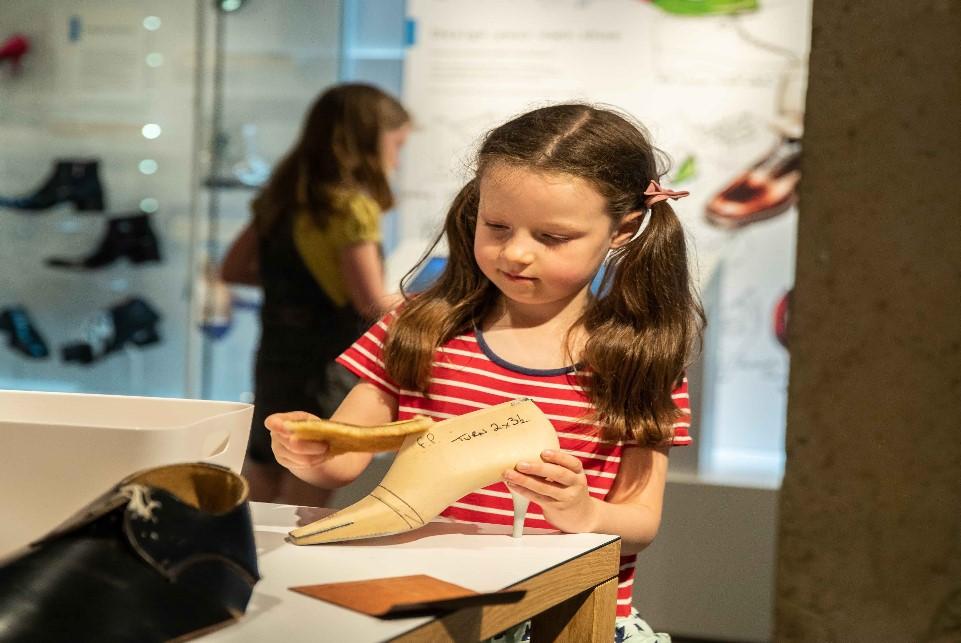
left=253, top=83, right=410, bottom=236
left=385, top=104, right=704, bottom=445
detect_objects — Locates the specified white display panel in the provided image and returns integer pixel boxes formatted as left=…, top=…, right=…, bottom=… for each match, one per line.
left=397, top=0, right=812, bottom=480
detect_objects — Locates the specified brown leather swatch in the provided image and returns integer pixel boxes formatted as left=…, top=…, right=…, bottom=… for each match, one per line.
left=290, top=574, right=525, bottom=617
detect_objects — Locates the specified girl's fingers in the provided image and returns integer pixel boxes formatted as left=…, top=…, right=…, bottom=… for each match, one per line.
left=504, top=470, right=565, bottom=500
left=275, top=452, right=326, bottom=471
left=273, top=443, right=328, bottom=469
left=264, top=411, right=320, bottom=433
left=539, top=449, right=583, bottom=473
left=514, top=460, right=579, bottom=487
left=287, top=437, right=329, bottom=456
left=270, top=429, right=329, bottom=471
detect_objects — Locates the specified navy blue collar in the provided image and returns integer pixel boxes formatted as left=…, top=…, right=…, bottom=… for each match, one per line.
left=473, top=326, right=578, bottom=376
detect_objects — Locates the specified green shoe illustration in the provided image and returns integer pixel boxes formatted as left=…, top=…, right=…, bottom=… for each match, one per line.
left=671, top=155, right=698, bottom=184
left=650, top=0, right=759, bottom=16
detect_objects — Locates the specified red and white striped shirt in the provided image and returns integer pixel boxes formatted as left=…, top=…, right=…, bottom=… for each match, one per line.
left=337, top=314, right=691, bottom=617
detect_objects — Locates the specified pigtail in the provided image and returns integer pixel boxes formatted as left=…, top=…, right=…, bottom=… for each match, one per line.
left=583, top=199, right=704, bottom=445
left=387, top=179, right=500, bottom=391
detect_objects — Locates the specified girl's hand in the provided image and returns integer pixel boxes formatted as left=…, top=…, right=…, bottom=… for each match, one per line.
left=265, top=411, right=332, bottom=474
left=503, top=449, right=599, bottom=534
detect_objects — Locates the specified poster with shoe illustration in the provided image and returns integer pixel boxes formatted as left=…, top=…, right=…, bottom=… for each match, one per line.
left=401, top=0, right=810, bottom=483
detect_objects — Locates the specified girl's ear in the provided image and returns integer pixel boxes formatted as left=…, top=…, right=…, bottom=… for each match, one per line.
left=610, top=211, right=645, bottom=249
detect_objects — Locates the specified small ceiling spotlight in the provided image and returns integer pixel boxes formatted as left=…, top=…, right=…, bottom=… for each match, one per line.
left=216, top=0, right=247, bottom=13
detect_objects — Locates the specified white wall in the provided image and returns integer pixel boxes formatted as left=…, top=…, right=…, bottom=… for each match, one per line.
left=638, top=477, right=778, bottom=642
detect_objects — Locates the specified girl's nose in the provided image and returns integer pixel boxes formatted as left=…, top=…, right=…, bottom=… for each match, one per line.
left=502, top=238, right=535, bottom=265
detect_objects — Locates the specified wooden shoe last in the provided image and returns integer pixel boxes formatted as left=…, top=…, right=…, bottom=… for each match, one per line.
left=289, top=398, right=559, bottom=545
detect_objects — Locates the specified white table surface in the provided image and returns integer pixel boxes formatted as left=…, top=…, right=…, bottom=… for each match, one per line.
left=203, top=502, right=620, bottom=642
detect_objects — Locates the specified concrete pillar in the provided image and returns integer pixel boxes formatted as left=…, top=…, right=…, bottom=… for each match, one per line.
left=776, top=2, right=961, bottom=641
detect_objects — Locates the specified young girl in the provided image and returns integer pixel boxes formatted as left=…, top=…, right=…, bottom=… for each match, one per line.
left=221, top=83, right=410, bottom=505
left=266, top=104, right=703, bottom=640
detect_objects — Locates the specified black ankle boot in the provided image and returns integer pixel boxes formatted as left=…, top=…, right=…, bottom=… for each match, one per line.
left=46, top=213, right=162, bottom=269
left=0, top=306, right=49, bottom=359
left=0, top=462, right=260, bottom=643
left=0, top=158, right=105, bottom=212
left=61, top=297, right=161, bottom=364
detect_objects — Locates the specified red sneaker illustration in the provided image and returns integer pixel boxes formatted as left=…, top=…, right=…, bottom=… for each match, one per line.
left=706, top=137, right=801, bottom=229
left=0, top=34, right=30, bottom=73
left=773, top=289, right=792, bottom=350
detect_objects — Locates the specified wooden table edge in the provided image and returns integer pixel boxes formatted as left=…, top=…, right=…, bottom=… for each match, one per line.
left=390, top=537, right=622, bottom=642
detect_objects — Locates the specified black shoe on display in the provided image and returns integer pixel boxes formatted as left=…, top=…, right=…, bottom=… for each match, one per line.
left=0, top=306, right=49, bottom=359
left=46, top=213, right=162, bottom=269
left=61, top=296, right=162, bottom=364
left=0, top=462, right=260, bottom=643
left=0, top=158, right=105, bottom=212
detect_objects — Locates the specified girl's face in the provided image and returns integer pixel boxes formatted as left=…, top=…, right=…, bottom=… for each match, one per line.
left=380, top=123, right=411, bottom=175
left=474, top=163, right=640, bottom=315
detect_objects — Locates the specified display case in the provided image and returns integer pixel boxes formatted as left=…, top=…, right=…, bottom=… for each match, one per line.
left=0, top=0, right=204, bottom=397
left=0, top=0, right=345, bottom=402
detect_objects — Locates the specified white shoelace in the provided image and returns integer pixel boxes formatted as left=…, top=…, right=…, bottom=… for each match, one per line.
left=78, top=310, right=114, bottom=356
left=120, top=484, right=161, bottom=522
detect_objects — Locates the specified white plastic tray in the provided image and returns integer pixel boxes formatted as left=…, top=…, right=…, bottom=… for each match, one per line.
left=0, top=390, right=252, bottom=558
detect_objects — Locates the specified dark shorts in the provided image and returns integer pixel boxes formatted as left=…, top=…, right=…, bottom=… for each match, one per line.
left=247, top=359, right=359, bottom=464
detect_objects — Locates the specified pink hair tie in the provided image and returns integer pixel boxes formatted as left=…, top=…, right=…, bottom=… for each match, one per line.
left=643, top=180, right=690, bottom=209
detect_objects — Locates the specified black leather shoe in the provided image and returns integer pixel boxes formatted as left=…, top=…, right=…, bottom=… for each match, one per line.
left=0, top=158, right=105, bottom=212
left=46, top=213, right=162, bottom=269
left=0, top=462, right=259, bottom=642
left=61, top=296, right=161, bottom=364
